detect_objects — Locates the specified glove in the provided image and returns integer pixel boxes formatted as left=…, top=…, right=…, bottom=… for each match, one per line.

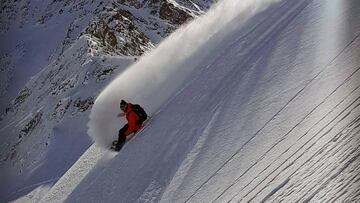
left=117, top=112, right=125, bottom=117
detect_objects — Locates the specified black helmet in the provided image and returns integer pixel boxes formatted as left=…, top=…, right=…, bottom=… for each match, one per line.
left=120, top=100, right=127, bottom=109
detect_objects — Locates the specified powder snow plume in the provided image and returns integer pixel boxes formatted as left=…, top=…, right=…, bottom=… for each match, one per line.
left=87, top=0, right=280, bottom=148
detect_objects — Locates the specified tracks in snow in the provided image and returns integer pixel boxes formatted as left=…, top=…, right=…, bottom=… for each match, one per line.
left=183, top=5, right=360, bottom=203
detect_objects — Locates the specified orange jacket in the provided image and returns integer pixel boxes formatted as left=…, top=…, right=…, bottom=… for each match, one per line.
left=124, top=103, right=142, bottom=136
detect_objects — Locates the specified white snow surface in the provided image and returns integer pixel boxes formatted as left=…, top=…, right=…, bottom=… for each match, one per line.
left=43, top=0, right=360, bottom=202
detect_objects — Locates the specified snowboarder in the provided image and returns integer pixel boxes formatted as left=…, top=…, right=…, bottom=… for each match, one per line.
left=112, top=100, right=148, bottom=151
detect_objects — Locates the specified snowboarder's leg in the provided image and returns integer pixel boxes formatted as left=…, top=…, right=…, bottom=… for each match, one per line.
left=124, top=122, right=142, bottom=136
left=114, top=134, right=126, bottom=151
left=114, top=124, right=128, bottom=151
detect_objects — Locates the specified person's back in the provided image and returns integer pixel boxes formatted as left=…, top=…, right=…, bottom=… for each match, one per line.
left=131, top=104, right=148, bottom=124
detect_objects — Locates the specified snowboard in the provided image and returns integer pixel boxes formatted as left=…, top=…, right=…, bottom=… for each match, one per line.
left=110, top=140, right=124, bottom=151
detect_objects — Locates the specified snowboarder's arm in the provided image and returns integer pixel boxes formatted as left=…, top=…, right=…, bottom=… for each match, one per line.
left=117, top=112, right=125, bottom=117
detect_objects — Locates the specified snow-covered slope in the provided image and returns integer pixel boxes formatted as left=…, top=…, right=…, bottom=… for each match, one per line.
left=41, top=0, right=360, bottom=202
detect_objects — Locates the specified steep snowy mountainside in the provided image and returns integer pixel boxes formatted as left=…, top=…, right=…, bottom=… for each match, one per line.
left=0, top=0, right=215, bottom=202
left=0, top=0, right=214, bottom=107
left=0, top=0, right=101, bottom=105
left=44, top=0, right=360, bottom=202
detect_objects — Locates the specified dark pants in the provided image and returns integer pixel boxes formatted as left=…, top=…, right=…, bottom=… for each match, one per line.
left=116, top=124, right=128, bottom=149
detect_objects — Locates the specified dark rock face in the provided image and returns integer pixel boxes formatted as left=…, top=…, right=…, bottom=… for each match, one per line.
left=84, top=0, right=215, bottom=55
left=74, top=97, right=95, bottom=112
left=86, top=7, right=154, bottom=56
left=159, top=1, right=192, bottom=25
left=19, top=112, right=43, bottom=138
left=85, top=1, right=186, bottom=56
